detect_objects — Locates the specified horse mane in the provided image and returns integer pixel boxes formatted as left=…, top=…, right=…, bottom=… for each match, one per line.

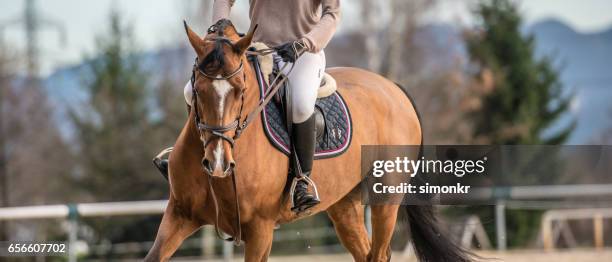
left=199, top=19, right=240, bottom=75
left=213, top=19, right=234, bottom=36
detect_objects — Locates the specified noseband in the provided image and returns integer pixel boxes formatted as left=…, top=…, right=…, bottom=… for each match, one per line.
left=189, top=45, right=291, bottom=246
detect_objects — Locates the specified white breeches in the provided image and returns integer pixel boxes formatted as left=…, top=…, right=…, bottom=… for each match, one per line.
left=279, top=50, right=326, bottom=123
left=184, top=50, right=326, bottom=124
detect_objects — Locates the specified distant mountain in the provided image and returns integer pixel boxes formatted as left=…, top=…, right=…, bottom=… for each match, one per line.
left=527, top=19, right=612, bottom=144
left=528, top=19, right=612, bottom=88
left=43, top=45, right=194, bottom=139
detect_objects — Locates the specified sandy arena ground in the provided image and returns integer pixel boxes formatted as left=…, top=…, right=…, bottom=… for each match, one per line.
left=176, top=248, right=612, bottom=262
left=474, top=249, right=612, bottom=262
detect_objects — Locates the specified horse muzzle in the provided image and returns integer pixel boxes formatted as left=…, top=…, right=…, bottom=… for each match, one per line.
left=202, top=157, right=235, bottom=178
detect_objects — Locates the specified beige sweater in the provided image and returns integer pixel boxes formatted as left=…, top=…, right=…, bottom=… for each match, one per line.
left=212, top=0, right=340, bottom=53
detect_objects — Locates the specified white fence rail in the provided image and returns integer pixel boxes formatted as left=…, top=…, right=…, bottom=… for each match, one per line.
left=0, top=200, right=168, bottom=220
left=541, top=208, right=612, bottom=251
left=0, top=200, right=172, bottom=262
left=0, top=200, right=332, bottom=261
left=469, top=184, right=612, bottom=250
left=2, top=184, right=612, bottom=260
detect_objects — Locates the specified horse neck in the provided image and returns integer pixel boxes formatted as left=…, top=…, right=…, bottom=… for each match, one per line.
left=241, top=59, right=261, bottom=121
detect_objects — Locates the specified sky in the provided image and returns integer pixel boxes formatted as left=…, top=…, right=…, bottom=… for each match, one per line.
left=1, top=0, right=612, bottom=76
left=432, top=0, right=612, bottom=31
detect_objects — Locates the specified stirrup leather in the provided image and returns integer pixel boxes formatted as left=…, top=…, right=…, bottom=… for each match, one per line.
left=289, top=175, right=320, bottom=209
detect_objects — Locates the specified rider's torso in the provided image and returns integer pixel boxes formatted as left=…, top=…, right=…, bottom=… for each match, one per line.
left=248, top=0, right=325, bottom=47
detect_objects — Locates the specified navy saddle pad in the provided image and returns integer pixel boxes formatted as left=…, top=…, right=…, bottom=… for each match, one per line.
left=250, top=57, right=353, bottom=159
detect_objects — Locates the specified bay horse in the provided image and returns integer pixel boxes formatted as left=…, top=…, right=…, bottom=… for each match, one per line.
left=145, top=20, right=473, bottom=262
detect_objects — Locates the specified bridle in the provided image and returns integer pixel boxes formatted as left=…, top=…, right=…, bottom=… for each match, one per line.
left=191, top=57, right=245, bottom=151
left=190, top=40, right=290, bottom=246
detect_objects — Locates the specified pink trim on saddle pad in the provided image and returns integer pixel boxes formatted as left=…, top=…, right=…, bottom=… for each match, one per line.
left=255, top=66, right=352, bottom=159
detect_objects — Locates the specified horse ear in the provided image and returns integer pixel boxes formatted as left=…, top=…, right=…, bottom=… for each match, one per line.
left=184, top=20, right=205, bottom=55
left=235, top=24, right=258, bottom=55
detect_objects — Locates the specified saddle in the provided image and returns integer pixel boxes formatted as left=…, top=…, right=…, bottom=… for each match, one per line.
left=248, top=43, right=352, bottom=159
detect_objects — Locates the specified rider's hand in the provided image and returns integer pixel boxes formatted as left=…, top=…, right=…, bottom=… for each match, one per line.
left=274, top=39, right=307, bottom=63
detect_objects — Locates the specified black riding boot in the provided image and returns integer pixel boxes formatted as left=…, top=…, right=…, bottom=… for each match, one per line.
left=291, top=114, right=320, bottom=213
left=153, top=147, right=173, bottom=181
left=152, top=158, right=169, bottom=181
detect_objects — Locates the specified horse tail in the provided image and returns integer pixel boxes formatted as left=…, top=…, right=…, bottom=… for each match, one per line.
left=395, top=83, right=477, bottom=262
left=405, top=205, right=477, bottom=262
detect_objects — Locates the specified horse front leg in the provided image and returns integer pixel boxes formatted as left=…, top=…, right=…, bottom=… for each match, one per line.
left=144, top=199, right=200, bottom=262
left=243, top=220, right=276, bottom=262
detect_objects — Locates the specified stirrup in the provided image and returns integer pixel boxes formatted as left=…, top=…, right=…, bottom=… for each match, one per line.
left=289, top=175, right=320, bottom=210
left=153, top=147, right=173, bottom=181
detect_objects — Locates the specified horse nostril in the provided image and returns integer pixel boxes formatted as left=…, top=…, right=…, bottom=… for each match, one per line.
left=202, top=158, right=213, bottom=174
left=224, top=161, right=236, bottom=174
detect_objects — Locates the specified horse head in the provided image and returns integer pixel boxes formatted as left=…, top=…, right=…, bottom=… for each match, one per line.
left=184, top=19, right=256, bottom=178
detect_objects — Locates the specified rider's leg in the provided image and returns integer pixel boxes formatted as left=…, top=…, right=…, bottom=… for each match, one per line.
left=286, top=51, right=325, bottom=123
left=152, top=81, right=195, bottom=180
left=291, top=114, right=318, bottom=211
left=280, top=50, right=326, bottom=212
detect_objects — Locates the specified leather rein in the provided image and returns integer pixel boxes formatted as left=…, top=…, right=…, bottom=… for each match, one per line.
left=190, top=46, right=290, bottom=246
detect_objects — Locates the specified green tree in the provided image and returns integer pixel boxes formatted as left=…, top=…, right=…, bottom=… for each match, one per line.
left=0, top=44, right=74, bottom=245
left=462, top=0, right=574, bottom=247
left=152, top=70, right=188, bottom=144
left=68, top=11, right=171, bottom=257
left=466, top=0, right=573, bottom=145
left=69, top=11, right=166, bottom=202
